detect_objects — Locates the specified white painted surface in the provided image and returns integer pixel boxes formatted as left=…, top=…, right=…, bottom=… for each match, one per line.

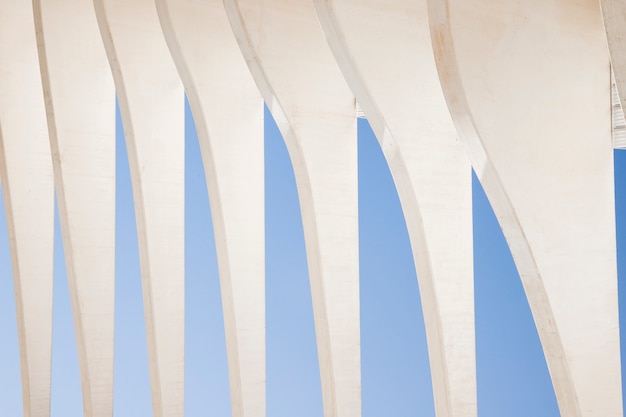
left=33, top=0, right=116, bottom=415
left=93, top=1, right=185, bottom=416
left=314, top=2, right=475, bottom=417
left=224, top=2, right=360, bottom=416
left=0, top=2, right=54, bottom=416
left=156, top=1, right=265, bottom=416
left=429, top=0, right=623, bottom=416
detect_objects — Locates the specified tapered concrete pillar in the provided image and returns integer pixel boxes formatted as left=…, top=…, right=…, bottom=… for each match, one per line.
left=155, top=2, right=264, bottom=416
left=223, top=2, right=359, bottom=417
left=0, top=2, right=54, bottom=416
left=428, top=1, right=622, bottom=416
left=32, top=1, right=116, bottom=416
left=93, top=1, right=184, bottom=416
left=314, top=2, right=474, bottom=417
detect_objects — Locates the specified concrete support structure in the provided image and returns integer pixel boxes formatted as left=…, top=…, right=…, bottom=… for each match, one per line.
left=0, top=2, right=624, bottom=416
left=93, top=1, right=185, bottom=416
left=314, top=2, right=475, bottom=417
left=33, top=1, right=116, bottom=416
left=0, top=2, right=54, bottom=416
left=428, top=1, right=623, bottom=416
left=155, top=2, right=265, bottom=416
left=223, top=2, right=360, bottom=416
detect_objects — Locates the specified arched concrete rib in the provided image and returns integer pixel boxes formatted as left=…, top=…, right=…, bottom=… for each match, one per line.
left=155, top=1, right=265, bottom=416
left=313, top=2, right=474, bottom=417
left=223, top=2, right=360, bottom=416
left=32, top=1, right=116, bottom=416
left=93, top=1, right=185, bottom=416
left=428, top=1, right=623, bottom=416
left=0, top=2, right=54, bottom=416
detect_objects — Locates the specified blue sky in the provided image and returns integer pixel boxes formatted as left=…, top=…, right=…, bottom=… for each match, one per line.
left=0, top=100, right=624, bottom=416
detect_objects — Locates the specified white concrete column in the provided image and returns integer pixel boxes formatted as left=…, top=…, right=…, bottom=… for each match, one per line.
left=0, top=2, right=54, bottom=416
left=314, top=2, right=474, bottom=417
left=428, top=1, right=622, bottom=416
left=223, top=2, right=360, bottom=417
left=155, top=1, right=264, bottom=416
left=32, top=1, right=116, bottom=416
left=93, top=1, right=184, bottom=416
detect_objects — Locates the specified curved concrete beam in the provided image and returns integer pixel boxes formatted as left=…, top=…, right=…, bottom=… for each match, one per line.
left=32, top=1, right=116, bottom=416
left=0, top=2, right=54, bottom=416
left=93, top=1, right=185, bottom=416
left=223, top=2, right=359, bottom=416
left=314, top=2, right=475, bottom=417
left=428, top=1, right=622, bottom=416
left=155, top=1, right=264, bottom=416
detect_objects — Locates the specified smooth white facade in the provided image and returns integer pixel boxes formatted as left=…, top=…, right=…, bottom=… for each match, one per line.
left=0, top=1, right=622, bottom=417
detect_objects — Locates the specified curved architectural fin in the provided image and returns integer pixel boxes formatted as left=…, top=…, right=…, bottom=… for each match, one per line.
left=0, top=2, right=54, bottom=416
left=93, top=1, right=185, bottom=416
left=223, top=2, right=360, bottom=416
left=155, top=1, right=264, bottom=416
left=313, top=2, right=475, bottom=417
left=33, top=0, right=116, bottom=415
left=428, top=0, right=623, bottom=416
